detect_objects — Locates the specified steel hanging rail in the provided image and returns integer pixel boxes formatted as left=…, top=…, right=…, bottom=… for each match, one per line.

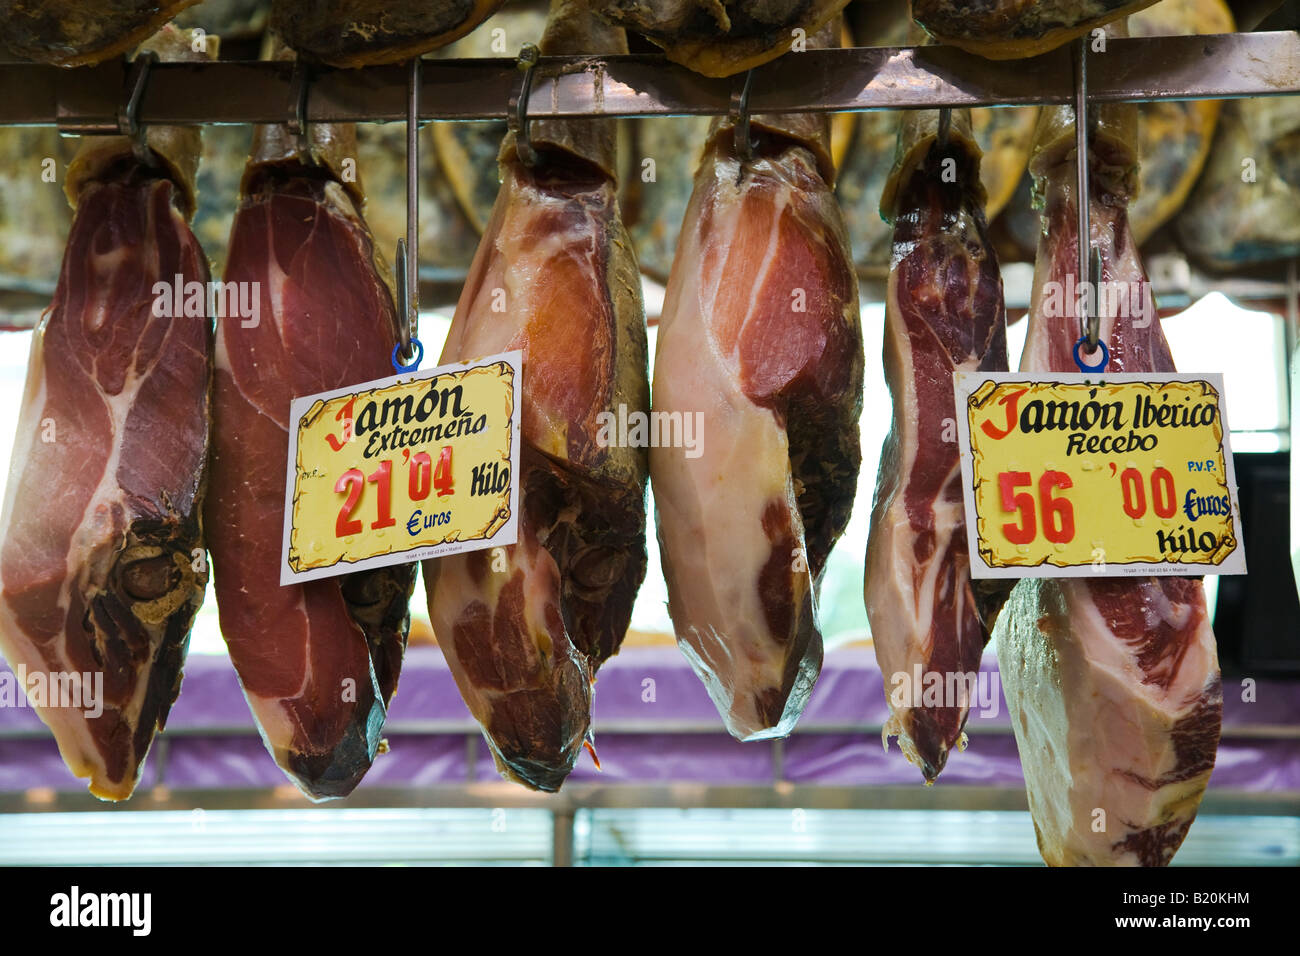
left=1, top=31, right=1298, bottom=129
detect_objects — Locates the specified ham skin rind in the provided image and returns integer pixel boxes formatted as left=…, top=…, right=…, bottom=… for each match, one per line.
left=651, top=109, right=863, bottom=741
left=865, top=110, right=1011, bottom=781
left=994, top=101, right=1222, bottom=866
left=912, top=0, right=1160, bottom=59
left=208, top=124, right=414, bottom=801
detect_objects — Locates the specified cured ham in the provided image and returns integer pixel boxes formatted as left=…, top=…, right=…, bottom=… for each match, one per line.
left=271, top=0, right=505, bottom=66
left=0, top=27, right=210, bottom=800
left=588, top=0, right=851, bottom=76
left=429, top=2, right=548, bottom=236
left=208, top=115, right=415, bottom=800
left=0, top=128, right=73, bottom=297
left=651, top=25, right=863, bottom=741
left=622, top=115, right=712, bottom=284
left=864, top=111, right=1012, bottom=782
left=0, top=1, right=199, bottom=65
left=424, top=0, right=649, bottom=792
left=912, top=0, right=1159, bottom=59
left=995, top=102, right=1223, bottom=866
left=1176, top=94, right=1300, bottom=271
left=1128, top=0, right=1232, bottom=245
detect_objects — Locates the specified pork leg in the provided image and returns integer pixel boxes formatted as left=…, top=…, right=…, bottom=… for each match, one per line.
left=424, top=0, right=649, bottom=792
left=995, top=101, right=1223, bottom=866
left=651, top=25, right=864, bottom=740
left=865, top=110, right=1012, bottom=782
left=0, top=27, right=211, bottom=800
left=208, top=117, right=415, bottom=801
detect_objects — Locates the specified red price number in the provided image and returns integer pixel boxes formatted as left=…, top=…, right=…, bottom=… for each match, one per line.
left=1116, top=466, right=1177, bottom=520
left=998, top=470, right=1076, bottom=545
left=335, top=447, right=455, bottom=538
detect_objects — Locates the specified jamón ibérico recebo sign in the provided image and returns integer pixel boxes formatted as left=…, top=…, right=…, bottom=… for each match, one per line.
left=954, top=371, right=1247, bottom=579
left=280, top=350, right=522, bottom=584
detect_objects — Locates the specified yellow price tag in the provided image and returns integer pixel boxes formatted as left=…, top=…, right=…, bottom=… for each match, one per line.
left=955, top=372, right=1246, bottom=579
left=280, top=350, right=521, bottom=584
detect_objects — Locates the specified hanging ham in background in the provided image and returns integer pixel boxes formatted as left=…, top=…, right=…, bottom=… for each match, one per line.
left=836, top=1, right=1038, bottom=278
left=586, top=0, right=850, bottom=76
left=1126, top=0, right=1232, bottom=247
left=0, top=0, right=199, bottom=65
left=1175, top=93, right=1300, bottom=271
left=911, top=0, right=1160, bottom=58
left=424, top=0, right=649, bottom=792
left=270, top=0, right=505, bottom=66
left=0, top=26, right=212, bottom=800
left=995, top=100, right=1223, bottom=866
left=208, top=101, right=415, bottom=800
left=651, top=24, right=863, bottom=741
left=864, top=110, right=1012, bottom=782
left=429, top=1, right=549, bottom=238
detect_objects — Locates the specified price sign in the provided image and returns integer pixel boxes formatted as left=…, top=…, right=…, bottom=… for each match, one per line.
left=954, top=372, right=1246, bottom=579
left=280, top=350, right=521, bottom=584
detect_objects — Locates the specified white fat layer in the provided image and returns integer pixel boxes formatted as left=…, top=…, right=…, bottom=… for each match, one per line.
left=996, top=580, right=1217, bottom=866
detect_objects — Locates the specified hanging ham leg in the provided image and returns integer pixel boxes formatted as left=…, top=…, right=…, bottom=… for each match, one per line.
left=208, top=118, right=415, bottom=801
left=912, top=1, right=1160, bottom=59
left=651, top=26, right=864, bottom=741
left=424, top=0, right=649, bottom=792
left=0, top=27, right=211, bottom=801
left=0, top=1, right=200, bottom=66
left=587, top=0, right=851, bottom=76
left=994, top=102, right=1222, bottom=866
left=864, top=111, right=1011, bottom=782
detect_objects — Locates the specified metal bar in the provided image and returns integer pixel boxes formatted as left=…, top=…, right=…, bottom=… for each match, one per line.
left=3, top=33, right=1299, bottom=128
left=3, top=785, right=1296, bottom=816
left=405, top=56, right=420, bottom=359
left=1075, top=39, right=1094, bottom=350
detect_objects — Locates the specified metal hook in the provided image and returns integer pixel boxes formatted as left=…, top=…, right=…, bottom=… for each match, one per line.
left=118, top=51, right=157, bottom=165
left=1073, top=36, right=1104, bottom=360
left=288, top=59, right=312, bottom=158
left=731, top=69, right=756, bottom=161
left=509, top=43, right=541, bottom=168
left=392, top=56, right=422, bottom=372
left=391, top=239, right=425, bottom=372
left=936, top=107, right=952, bottom=149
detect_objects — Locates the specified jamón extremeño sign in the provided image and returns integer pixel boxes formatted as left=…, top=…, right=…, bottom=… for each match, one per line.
left=280, top=351, right=522, bottom=584
left=954, top=372, right=1247, bottom=579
